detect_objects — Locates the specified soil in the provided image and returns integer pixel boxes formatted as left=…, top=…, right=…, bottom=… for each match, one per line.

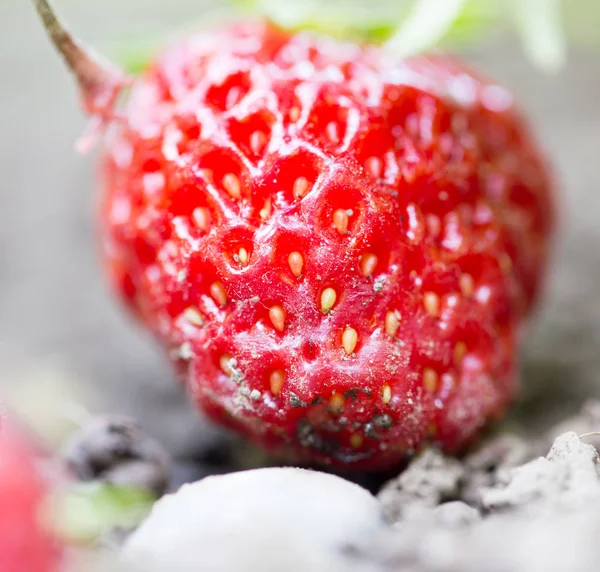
left=369, top=422, right=600, bottom=572
left=96, top=415, right=600, bottom=572
left=2, top=1, right=600, bottom=570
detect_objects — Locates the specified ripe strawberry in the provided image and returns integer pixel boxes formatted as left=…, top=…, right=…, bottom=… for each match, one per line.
left=38, top=13, right=554, bottom=469
left=0, top=426, right=61, bottom=572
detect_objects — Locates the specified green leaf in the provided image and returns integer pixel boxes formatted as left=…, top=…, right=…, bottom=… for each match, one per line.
left=111, top=40, right=161, bottom=75
left=440, top=0, right=502, bottom=47
left=232, top=0, right=405, bottom=41
left=110, top=0, right=588, bottom=76
left=49, top=482, right=155, bottom=544
left=384, top=0, right=470, bottom=55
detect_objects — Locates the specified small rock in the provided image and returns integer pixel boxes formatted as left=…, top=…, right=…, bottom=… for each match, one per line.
left=433, top=502, right=481, bottom=527
left=547, top=400, right=600, bottom=449
left=465, top=434, right=533, bottom=473
left=481, top=432, right=600, bottom=514
left=378, top=449, right=465, bottom=522
left=121, top=467, right=388, bottom=572
left=462, top=434, right=534, bottom=506
left=65, top=415, right=171, bottom=497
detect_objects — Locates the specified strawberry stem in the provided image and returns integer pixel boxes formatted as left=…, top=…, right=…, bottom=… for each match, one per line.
left=32, top=0, right=128, bottom=117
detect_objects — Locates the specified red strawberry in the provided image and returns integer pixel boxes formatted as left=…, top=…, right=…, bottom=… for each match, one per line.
left=38, top=14, right=554, bottom=469
left=0, top=426, right=61, bottom=572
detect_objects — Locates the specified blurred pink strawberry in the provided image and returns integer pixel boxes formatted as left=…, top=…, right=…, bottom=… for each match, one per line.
left=0, top=425, right=62, bottom=572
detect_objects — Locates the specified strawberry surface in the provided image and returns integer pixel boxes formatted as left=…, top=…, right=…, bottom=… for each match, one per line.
left=100, top=22, right=554, bottom=469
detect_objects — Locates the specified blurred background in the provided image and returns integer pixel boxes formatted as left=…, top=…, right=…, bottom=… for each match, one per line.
left=1, top=0, right=599, bottom=462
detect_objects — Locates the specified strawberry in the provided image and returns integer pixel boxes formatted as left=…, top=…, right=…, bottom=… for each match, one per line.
left=36, top=14, right=554, bottom=469
left=0, top=426, right=61, bottom=572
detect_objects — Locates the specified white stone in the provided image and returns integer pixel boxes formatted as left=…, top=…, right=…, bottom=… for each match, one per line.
left=122, top=467, right=387, bottom=572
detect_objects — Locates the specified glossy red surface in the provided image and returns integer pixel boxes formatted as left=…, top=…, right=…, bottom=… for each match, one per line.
left=100, top=22, right=554, bottom=469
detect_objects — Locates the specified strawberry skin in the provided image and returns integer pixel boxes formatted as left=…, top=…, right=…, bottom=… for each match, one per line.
left=100, top=22, right=554, bottom=469
left=0, top=429, right=61, bottom=572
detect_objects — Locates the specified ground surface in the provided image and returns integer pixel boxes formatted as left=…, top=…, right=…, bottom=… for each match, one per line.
left=1, top=1, right=600, bottom=569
